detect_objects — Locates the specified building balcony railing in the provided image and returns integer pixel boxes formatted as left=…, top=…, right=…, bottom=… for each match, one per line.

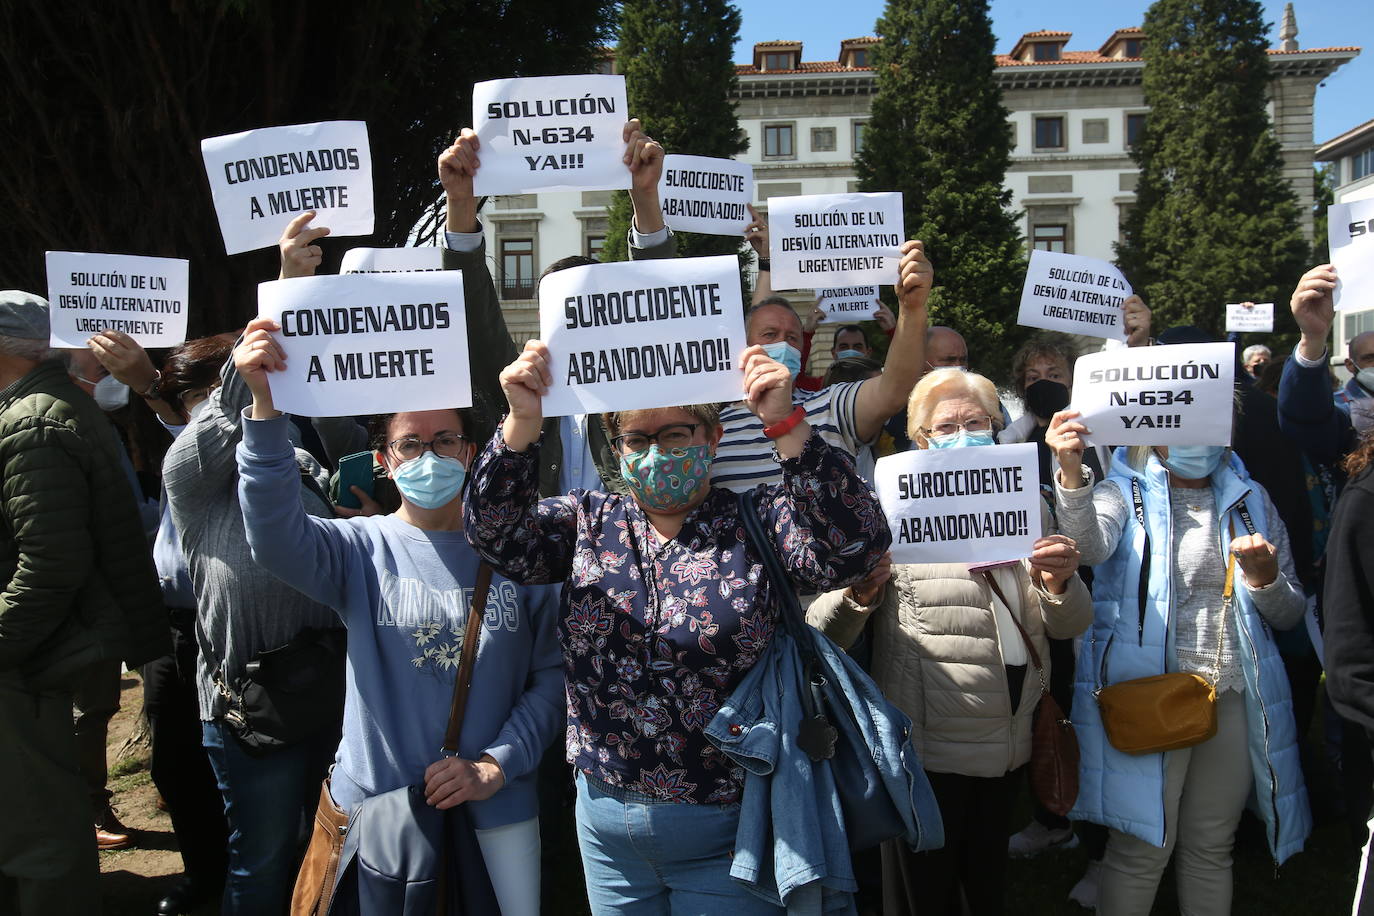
left=501, top=278, right=537, bottom=300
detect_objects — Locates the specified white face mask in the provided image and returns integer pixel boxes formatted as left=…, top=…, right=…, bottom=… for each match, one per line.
left=93, top=375, right=129, bottom=412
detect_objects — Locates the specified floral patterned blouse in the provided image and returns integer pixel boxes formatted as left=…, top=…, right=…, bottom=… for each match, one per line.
left=464, top=429, right=891, bottom=804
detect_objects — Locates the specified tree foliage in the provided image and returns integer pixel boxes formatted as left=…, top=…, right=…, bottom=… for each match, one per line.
left=1116, top=0, right=1307, bottom=338
left=601, top=0, right=747, bottom=264
left=1313, top=164, right=1336, bottom=264
left=0, top=0, right=614, bottom=338
left=856, top=0, right=1025, bottom=380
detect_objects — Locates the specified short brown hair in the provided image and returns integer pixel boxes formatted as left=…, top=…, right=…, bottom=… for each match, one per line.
left=1010, top=331, right=1078, bottom=397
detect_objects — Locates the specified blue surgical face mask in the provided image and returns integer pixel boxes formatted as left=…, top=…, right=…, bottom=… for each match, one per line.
left=762, top=341, right=802, bottom=379
left=391, top=451, right=466, bottom=509
left=927, top=429, right=996, bottom=449
left=1158, top=445, right=1225, bottom=480
left=835, top=348, right=865, bottom=361
left=1356, top=367, right=1374, bottom=395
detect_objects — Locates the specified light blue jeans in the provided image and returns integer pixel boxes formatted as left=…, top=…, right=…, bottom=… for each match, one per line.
left=575, top=772, right=784, bottom=915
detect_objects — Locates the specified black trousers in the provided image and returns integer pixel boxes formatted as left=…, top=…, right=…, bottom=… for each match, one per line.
left=143, top=608, right=228, bottom=891
left=883, top=768, right=1021, bottom=916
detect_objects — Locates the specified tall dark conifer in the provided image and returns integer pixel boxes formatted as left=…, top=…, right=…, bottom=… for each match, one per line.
left=1116, top=0, right=1307, bottom=336
left=856, top=0, right=1025, bottom=378
left=601, top=0, right=747, bottom=263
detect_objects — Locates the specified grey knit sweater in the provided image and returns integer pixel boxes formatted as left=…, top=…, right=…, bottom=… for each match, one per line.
left=163, top=357, right=339, bottom=720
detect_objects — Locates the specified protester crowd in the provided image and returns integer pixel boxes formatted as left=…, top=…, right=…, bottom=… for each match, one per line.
left=2, top=111, right=1373, bottom=916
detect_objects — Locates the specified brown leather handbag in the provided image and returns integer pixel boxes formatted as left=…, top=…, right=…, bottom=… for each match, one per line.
left=986, top=574, right=1080, bottom=817
left=290, top=564, right=492, bottom=916
left=1094, top=511, right=1241, bottom=756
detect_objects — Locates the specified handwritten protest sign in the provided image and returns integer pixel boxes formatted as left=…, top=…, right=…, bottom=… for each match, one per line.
left=1225, top=302, right=1274, bottom=333
left=46, top=252, right=188, bottom=348
left=1330, top=198, right=1374, bottom=310
left=1072, top=342, right=1235, bottom=447
left=1017, top=250, right=1131, bottom=340
left=340, top=247, right=446, bottom=274
left=473, top=75, right=629, bottom=196
left=257, top=272, right=469, bottom=417
left=537, top=255, right=746, bottom=417
left=768, top=192, right=903, bottom=290
left=875, top=443, right=1041, bottom=565
left=201, top=121, right=373, bottom=256
left=656, top=154, right=752, bottom=236
left=817, top=286, right=881, bottom=324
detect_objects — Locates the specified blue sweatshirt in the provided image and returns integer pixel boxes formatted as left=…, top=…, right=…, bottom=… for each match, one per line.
left=236, top=412, right=562, bottom=829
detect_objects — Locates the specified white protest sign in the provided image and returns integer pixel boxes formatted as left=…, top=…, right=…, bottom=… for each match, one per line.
left=1017, top=250, right=1131, bottom=340
left=257, top=272, right=469, bottom=417
left=768, top=192, right=904, bottom=290
left=817, top=286, right=881, bottom=324
left=340, top=247, right=446, bottom=274
left=1072, top=342, right=1235, bottom=447
left=875, top=443, right=1042, bottom=566
left=1330, top=198, right=1374, bottom=310
left=201, top=121, right=373, bottom=255
left=473, top=75, right=630, bottom=196
left=1225, top=302, right=1274, bottom=333
left=46, top=252, right=189, bottom=348
left=537, top=255, right=746, bottom=417
left=656, top=154, right=752, bottom=236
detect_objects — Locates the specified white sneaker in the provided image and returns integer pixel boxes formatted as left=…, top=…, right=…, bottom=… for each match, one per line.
left=1068, top=860, right=1103, bottom=910
left=1007, top=819, right=1079, bottom=858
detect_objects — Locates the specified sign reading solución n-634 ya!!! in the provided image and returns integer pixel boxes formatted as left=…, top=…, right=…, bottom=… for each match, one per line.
left=1072, top=342, right=1236, bottom=447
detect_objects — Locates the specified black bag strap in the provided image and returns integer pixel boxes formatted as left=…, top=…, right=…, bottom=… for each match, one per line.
left=1130, top=477, right=1149, bottom=647
left=443, top=563, right=492, bottom=755
left=734, top=491, right=810, bottom=644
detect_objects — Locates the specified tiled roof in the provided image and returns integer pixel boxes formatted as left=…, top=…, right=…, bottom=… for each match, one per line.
left=737, top=41, right=1360, bottom=75
left=1020, top=30, right=1072, bottom=38
left=754, top=39, right=801, bottom=47
left=841, top=36, right=879, bottom=45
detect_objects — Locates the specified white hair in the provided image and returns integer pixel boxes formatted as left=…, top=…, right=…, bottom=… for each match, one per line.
left=1242, top=344, right=1271, bottom=363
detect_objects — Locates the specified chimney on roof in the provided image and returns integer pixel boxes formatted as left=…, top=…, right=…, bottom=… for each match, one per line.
left=1280, top=3, right=1299, bottom=51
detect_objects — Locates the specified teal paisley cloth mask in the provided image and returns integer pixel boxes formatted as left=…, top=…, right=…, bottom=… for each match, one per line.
left=619, top=444, right=713, bottom=511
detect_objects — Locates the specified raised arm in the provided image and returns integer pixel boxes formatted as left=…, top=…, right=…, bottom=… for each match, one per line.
left=464, top=341, right=578, bottom=584
left=1278, top=264, right=1355, bottom=464
left=853, top=240, right=931, bottom=442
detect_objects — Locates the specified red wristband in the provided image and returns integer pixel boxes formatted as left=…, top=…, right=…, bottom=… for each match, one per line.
left=763, top=405, right=805, bottom=439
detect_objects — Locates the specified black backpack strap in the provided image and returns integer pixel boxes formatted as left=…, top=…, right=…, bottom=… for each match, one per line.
left=1130, top=477, right=1150, bottom=646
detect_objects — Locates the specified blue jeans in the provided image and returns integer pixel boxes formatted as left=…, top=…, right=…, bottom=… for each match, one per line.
left=575, top=773, right=783, bottom=915
left=202, top=721, right=335, bottom=916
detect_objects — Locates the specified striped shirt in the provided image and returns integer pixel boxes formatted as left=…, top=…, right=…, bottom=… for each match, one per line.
left=711, top=382, right=867, bottom=492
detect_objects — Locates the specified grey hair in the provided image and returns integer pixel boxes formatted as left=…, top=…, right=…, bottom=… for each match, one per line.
left=0, top=334, right=56, bottom=362
left=1241, top=344, right=1271, bottom=363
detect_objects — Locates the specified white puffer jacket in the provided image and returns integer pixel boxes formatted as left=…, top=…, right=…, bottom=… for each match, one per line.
left=809, top=561, right=1091, bottom=778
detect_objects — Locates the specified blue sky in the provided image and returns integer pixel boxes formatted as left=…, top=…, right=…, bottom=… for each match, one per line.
left=732, top=0, right=1370, bottom=145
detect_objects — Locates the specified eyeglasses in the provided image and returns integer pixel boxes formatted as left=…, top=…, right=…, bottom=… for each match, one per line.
left=611, top=424, right=699, bottom=454
left=387, top=433, right=470, bottom=461
left=923, top=415, right=992, bottom=438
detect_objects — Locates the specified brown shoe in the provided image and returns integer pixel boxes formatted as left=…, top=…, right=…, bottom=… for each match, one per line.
left=95, top=805, right=135, bottom=850
left=96, top=823, right=133, bottom=850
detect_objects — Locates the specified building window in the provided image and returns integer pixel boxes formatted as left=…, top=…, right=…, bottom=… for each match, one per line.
left=500, top=238, right=535, bottom=299
left=1034, top=116, right=1066, bottom=151
left=763, top=52, right=794, bottom=71
left=1083, top=119, right=1109, bottom=144
left=1032, top=43, right=1061, bottom=62
left=763, top=123, right=795, bottom=159
left=1354, top=147, right=1374, bottom=182
left=850, top=48, right=868, bottom=68
left=811, top=127, right=836, bottom=152
left=1126, top=113, right=1147, bottom=149
left=1032, top=224, right=1068, bottom=253
left=586, top=235, right=605, bottom=261
left=852, top=121, right=868, bottom=155
left=1123, top=38, right=1144, bottom=58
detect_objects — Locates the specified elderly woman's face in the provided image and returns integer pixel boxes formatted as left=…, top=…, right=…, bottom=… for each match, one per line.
left=613, top=407, right=721, bottom=516
left=921, top=395, right=993, bottom=447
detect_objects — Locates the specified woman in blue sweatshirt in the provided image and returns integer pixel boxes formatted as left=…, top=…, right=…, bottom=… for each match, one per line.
left=232, top=318, right=561, bottom=916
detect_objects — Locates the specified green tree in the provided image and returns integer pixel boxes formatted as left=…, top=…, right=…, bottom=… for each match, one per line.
left=1116, top=0, right=1307, bottom=337
left=856, top=0, right=1025, bottom=379
left=1313, top=163, right=1336, bottom=264
left=601, top=0, right=747, bottom=264
left=0, top=0, right=614, bottom=338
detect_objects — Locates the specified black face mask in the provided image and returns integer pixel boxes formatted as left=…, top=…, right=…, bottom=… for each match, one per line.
left=1023, top=379, right=1071, bottom=421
